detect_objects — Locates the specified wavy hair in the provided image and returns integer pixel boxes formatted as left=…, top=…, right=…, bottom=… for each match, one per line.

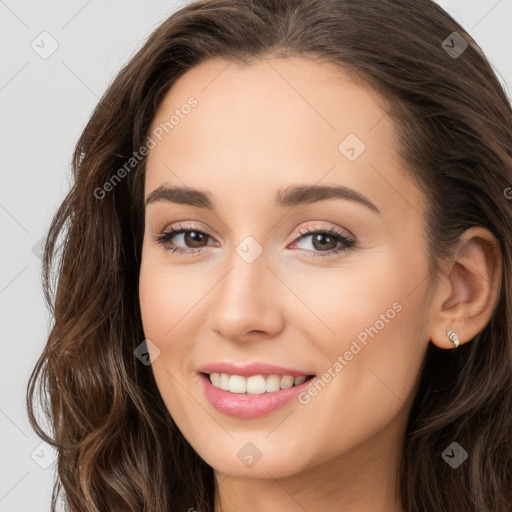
left=27, top=0, right=512, bottom=510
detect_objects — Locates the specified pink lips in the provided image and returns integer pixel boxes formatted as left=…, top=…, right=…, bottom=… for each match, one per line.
left=197, top=361, right=316, bottom=419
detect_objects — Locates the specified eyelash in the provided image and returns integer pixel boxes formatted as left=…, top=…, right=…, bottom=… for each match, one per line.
left=154, top=222, right=356, bottom=259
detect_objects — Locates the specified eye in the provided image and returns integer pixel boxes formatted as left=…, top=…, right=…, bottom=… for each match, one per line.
left=154, top=222, right=216, bottom=255
left=290, top=225, right=355, bottom=259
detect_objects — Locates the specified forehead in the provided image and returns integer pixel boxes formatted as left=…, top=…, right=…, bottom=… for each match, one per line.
left=144, top=56, right=425, bottom=222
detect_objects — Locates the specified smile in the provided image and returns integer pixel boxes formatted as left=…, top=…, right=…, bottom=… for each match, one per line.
left=197, top=367, right=317, bottom=419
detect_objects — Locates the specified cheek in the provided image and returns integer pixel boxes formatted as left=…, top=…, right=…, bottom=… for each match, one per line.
left=306, top=257, right=430, bottom=440
left=138, top=250, right=211, bottom=409
left=138, top=248, right=202, bottom=342
left=291, top=251, right=419, bottom=360
left=296, top=246, right=429, bottom=411
left=139, top=269, right=172, bottom=348
left=138, top=259, right=199, bottom=432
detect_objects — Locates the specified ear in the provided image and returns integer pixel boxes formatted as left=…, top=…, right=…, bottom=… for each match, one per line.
left=428, top=227, right=502, bottom=349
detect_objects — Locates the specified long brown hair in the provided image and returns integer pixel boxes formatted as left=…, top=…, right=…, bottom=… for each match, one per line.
left=27, top=1, right=512, bottom=510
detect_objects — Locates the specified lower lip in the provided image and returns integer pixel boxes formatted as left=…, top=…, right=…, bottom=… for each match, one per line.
left=199, top=373, right=316, bottom=419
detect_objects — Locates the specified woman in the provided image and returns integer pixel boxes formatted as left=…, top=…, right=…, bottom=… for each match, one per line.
left=27, top=0, right=512, bottom=511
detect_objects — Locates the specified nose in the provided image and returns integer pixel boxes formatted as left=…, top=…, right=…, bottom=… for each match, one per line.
left=208, top=246, right=285, bottom=343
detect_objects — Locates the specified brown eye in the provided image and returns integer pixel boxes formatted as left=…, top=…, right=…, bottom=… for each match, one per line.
left=156, top=228, right=213, bottom=251
left=291, top=226, right=356, bottom=259
left=310, top=232, right=338, bottom=251
left=183, top=230, right=209, bottom=248
left=154, top=221, right=217, bottom=255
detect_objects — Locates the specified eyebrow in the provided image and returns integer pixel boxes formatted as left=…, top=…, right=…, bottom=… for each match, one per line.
left=145, top=184, right=381, bottom=214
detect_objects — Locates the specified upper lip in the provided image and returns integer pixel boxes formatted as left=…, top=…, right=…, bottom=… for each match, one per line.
left=197, top=361, right=315, bottom=377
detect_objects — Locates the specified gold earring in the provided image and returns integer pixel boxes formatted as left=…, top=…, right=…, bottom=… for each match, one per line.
left=446, top=328, right=460, bottom=349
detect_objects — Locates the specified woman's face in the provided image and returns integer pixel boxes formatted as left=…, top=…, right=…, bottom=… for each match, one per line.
left=139, top=56, right=434, bottom=478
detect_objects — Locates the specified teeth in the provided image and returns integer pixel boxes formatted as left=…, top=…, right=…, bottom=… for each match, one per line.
left=208, top=373, right=309, bottom=395
left=294, top=375, right=306, bottom=385
left=265, top=375, right=280, bottom=393
left=229, top=375, right=247, bottom=393
left=247, top=375, right=266, bottom=394
left=280, top=375, right=294, bottom=389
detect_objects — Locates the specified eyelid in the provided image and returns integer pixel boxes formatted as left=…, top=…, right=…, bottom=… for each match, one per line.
left=290, top=222, right=354, bottom=244
left=159, top=221, right=218, bottom=239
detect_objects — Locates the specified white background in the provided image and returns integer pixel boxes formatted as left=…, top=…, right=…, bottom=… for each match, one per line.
left=1, top=1, right=511, bottom=510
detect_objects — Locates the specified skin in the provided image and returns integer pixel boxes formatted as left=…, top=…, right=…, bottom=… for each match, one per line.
left=138, top=56, right=502, bottom=512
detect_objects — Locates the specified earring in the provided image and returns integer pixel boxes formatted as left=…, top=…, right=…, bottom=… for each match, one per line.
left=446, top=328, right=460, bottom=349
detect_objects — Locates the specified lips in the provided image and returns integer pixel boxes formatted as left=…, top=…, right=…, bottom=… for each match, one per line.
left=196, top=362, right=317, bottom=419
